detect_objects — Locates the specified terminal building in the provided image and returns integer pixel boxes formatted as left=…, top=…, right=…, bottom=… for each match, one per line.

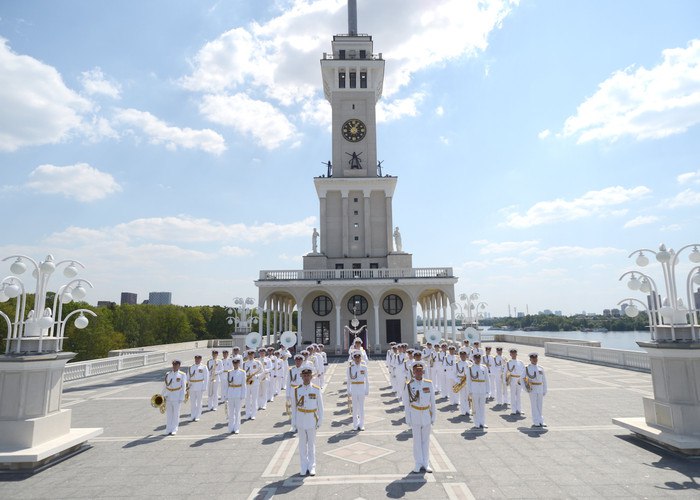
left=255, top=1, right=457, bottom=354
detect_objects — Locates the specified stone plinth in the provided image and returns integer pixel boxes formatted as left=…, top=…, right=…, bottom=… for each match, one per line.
left=303, top=253, right=328, bottom=270
left=387, top=252, right=412, bottom=269
left=613, top=340, right=700, bottom=456
left=0, top=352, right=103, bottom=470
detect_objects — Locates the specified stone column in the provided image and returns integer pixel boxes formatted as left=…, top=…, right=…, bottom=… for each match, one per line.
left=335, top=305, right=342, bottom=355
left=442, top=295, right=448, bottom=338
left=272, top=298, right=278, bottom=338
left=386, top=196, right=393, bottom=253
left=319, top=196, right=327, bottom=254
left=450, top=301, right=457, bottom=342
left=297, top=305, right=303, bottom=347
left=412, top=301, right=418, bottom=345
left=373, top=304, right=380, bottom=350
left=342, top=194, right=349, bottom=257
left=363, top=192, right=371, bottom=256
left=266, top=300, right=271, bottom=344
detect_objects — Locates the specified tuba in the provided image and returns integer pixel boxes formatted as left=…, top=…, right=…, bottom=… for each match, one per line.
left=280, top=331, right=297, bottom=349
left=150, top=394, right=166, bottom=414
left=245, top=331, right=262, bottom=350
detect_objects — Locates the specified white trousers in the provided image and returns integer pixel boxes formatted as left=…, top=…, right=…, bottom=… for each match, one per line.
left=529, top=392, right=544, bottom=425
left=458, top=388, right=470, bottom=415
left=190, top=389, right=204, bottom=420
left=208, top=378, right=220, bottom=410
left=298, top=427, right=317, bottom=474
left=494, top=374, right=505, bottom=404
left=448, top=376, right=459, bottom=404
left=411, top=423, right=431, bottom=469
left=350, top=393, right=365, bottom=428
left=227, top=397, right=243, bottom=432
left=472, top=393, right=487, bottom=426
left=246, top=381, right=259, bottom=418
left=258, top=377, right=268, bottom=408
left=509, top=380, right=523, bottom=412
left=165, top=398, right=182, bottom=434
left=487, top=373, right=497, bottom=397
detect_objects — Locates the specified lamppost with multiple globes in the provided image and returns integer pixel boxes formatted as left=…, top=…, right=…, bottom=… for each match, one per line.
left=0, top=254, right=102, bottom=470
left=226, top=297, right=259, bottom=336
left=458, top=292, right=487, bottom=327
left=613, top=243, right=700, bottom=456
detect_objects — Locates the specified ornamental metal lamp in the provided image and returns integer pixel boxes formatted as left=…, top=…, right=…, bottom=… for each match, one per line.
left=0, top=254, right=102, bottom=471
left=227, top=297, right=259, bottom=336
left=613, top=243, right=700, bottom=456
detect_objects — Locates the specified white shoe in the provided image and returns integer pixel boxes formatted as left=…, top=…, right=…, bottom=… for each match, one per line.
left=424, top=466, right=433, bottom=473
left=309, top=468, right=316, bottom=476
left=234, top=430, right=239, bottom=434
left=290, top=427, right=297, bottom=433
left=170, top=431, right=177, bottom=436
left=412, top=467, right=421, bottom=473
left=359, top=426, right=365, bottom=431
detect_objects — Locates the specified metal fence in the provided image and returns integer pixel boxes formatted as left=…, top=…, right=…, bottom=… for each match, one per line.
left=544, top=342, right=649, bottom=373
left=63, top=351, right=167, bottom=382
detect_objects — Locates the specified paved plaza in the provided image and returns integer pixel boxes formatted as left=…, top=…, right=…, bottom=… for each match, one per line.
left=1, top=343, right=698, bottom=499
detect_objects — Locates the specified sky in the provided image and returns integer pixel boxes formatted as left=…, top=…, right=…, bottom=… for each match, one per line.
left=1, top=0, right=699, bottom=317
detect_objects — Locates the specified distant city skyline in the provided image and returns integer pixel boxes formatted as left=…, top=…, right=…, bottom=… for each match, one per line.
left=1, top=1, right=699, bottom=316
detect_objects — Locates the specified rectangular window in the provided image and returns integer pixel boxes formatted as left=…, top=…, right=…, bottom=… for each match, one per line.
left=352, top=262, right=361, bottom=278
left=353, top=210, right=359, bottom=215
left=339, top=50, right=346, bottom=60
left=315, top=321, right=331, bottom=345
left=353, top=222, right=359, bottom=228
left=349, top=72, right=356, bottom=88
left=339, top=72, right=346, bottom=89
left=360, top=72, right=367, bottom=88
left=335, top=263, right=344, bottom=269
left=353, top=197, right=358, bottom=202
left=354, top=236, right=359, bottom=241
left=370, top=263, right=379, bottom=269
left=360, top=49, right=367, bottom=59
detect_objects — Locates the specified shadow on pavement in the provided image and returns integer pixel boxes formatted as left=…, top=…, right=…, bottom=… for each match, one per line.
left=190, top=432, right=229, bottom=447
left=327, top=430, right=356, bottom=444
left=385, top=472, right=428, bottom=498
left=123, top=434, right=167, bottom=449
left=517, top=426, right=548, bottom=437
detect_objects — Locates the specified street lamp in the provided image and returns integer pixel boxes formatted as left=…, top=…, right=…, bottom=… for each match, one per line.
left=227, top=297, right=259, bottom=335
left=0, top=254, right=102, bottom=470
left=458, top=292, right=487, bottom=327
left=613, top=243, right=700, bottom=456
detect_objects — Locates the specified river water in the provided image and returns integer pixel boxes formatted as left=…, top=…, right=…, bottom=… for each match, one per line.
left=483, top=329, right=652, bottom=352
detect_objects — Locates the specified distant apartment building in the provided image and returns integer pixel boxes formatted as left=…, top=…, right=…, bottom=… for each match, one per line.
left=148, top=292, right=172, bottom=305
left=97, top=301, right=116, bottom=308
left=120, top=292, right=138, bottom=305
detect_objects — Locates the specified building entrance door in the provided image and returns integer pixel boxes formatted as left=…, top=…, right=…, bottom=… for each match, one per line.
left=348, top=320, right=367, bottom=350
left=386, top=319, right=401, bottom=344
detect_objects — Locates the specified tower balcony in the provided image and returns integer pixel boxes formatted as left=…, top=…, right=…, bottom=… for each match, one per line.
left=258, top=267, right=453, bottom=281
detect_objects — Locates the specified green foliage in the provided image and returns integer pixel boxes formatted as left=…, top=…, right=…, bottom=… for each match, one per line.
left=480, top=313, right=650, bottom=332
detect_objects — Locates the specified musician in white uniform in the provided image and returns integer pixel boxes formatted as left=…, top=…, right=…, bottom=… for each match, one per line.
left=493, top=347, right=506, bottom=405
left=258, top=348, right=272, bottom=409
left=483, top=346, right=496, bottom=401
left=243, top=350, right=262, bottom=420
left=161, top=359, right=188, bottom=436
left=220, top=350, right=233, bottom=401
left=525, top=353, right=548, bottom=427
left=187, top=354, right=209, bottom=421
left=226, top=356, right=247, bottom=434
left=207, top=351, right=223, bottom=411
left=293, top=367, right=324, bottom=476
left=435, top=343, right=448, bottom=394
left=318, top=344, right=328, bottom=388
left=402, top=361, right=436, bottom=473
left=506, top=348, right=526, bottom=416
left=467, top=353, right=490, bottom=429
left=454, top=348, right=471, bottom=416
left=347, top=351, right=370, bottom=430
left=350, top=337, right=368, bottom=362
left=421, top=342, right=435, bottom=381
left=287, top=354, right=305, bottom=432
left=444, top=346, right=458, bottom=405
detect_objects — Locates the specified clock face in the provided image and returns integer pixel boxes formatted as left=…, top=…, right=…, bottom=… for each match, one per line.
left=341, top=119, right=367, bottom=142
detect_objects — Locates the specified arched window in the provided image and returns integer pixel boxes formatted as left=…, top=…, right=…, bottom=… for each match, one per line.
left=312, top=295, right=333, bottom=316
left=347, top=295, right=368, bottom=316
left=383, top=294, right=403, bottom=315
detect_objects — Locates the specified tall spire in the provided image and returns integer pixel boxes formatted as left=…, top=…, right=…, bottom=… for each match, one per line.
left=348, top=0, right=358, bottom=35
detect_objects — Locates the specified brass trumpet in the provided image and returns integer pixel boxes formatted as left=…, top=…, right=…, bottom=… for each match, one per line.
left=150, top=394, right=166, bottom=414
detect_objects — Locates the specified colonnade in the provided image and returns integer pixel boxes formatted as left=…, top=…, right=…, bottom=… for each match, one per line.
left=420, top=292, right=456, bottom=342
left=259, top=297, right=295, bottom=346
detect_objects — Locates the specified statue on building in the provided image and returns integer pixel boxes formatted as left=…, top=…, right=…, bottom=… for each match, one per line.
left=346, top=151, right=362, bottom=169
left=377, top=160, right=383, bottom=177
left=312, top=228, right=319, bottom=254
left=394, top=226, right=402, bottom=252
left=322, top=160, right=332, bottom=177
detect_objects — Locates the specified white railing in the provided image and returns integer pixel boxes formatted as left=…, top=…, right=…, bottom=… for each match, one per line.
left=544, top=342, right=650, bottom=373
left=494, top=334, right=601, bottom=348
left=63, top=351, right=167, bottom=382
left=259, top=267, right=454, bottom=281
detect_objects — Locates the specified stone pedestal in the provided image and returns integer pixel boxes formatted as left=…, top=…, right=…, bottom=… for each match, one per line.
left=303, top=253, right=328, bottom=270
left=0, top=352, right=103, bottom=471
left=613, top=336, right=700, bottom=456
left=387, top=252, right=412, bottom=269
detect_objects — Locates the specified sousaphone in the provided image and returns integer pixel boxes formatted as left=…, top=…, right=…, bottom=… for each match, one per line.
left=463, top=326, right=479, bottom=342
left=425, top=329, right=441, bottom=345
left=280, top=331, right=297, bottom=349
left=245, top=331, right=262, bottom=350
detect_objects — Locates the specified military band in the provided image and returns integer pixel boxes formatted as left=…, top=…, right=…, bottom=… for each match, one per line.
left=506, top=348, right=526, bottom=416
left=188, top=354, right=208, bottom=421
left=161, top=359, right=187, bottom=435
left=293, top=366, right=324, bottom=476
left=207, top=351, right=223, bottom=411
left=403, top=361, right=435, bottom=473
left=226, top=355, right=247, bottom=433
left=347, top=351, right=369, bottom=431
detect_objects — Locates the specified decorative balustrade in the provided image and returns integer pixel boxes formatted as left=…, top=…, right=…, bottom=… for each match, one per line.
left=63, top=351, right=167, bottom=382
left=544, top=342, right=650, bottom=373
left=258, top=267, right=454, bottom=281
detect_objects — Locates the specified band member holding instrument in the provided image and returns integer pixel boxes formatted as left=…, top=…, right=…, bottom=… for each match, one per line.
left=506, top=348, right=526, bottom=416
left=468, top=353, right=490, bottom=429
left=445, top=345, right=458, bottom=405
left=220, top=350, right=233, bottom=402
left=436, top=343, right=448, bottom=395
left=207, top=351, right=223, bottom=411
left=403, top=361, right=436, bottom=474
left=347, top=351, right=369, bottom=431
left=258, top=348, right=272, bottom=409
left=454, top=348, right=471, bottom=417
left=525, top=353, right=548, bottom=427
left=226, top=355, right=247, bottom=434
left=294, top=366, right=324, bottom=476
left=318, top=344, right=328, bottom=388
left=188, top=355, right=208, bottom=421
left=287, top=354, right=305, bottom=433
left=483, top=346, right=496, bottom=402
left=162, top=359, right=188, bottom=436
left=493, top=347, right=506, bottom=405
left=243, top=349, right=262, bottom=420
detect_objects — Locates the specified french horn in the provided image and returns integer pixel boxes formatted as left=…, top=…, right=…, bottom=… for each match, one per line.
left=150, top=393, right=166, bottom=414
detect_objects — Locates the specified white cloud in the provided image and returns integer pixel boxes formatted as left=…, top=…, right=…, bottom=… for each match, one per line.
left=473, top=239, right=539, bottom=255
left=561, top=39, right=700, bottom=143
left=439, top=136, right=449, bottom=145
left=531, top=246, right=624, bottom=263
left=665, top=188, right=700, bottom=208
left=220, top=246, right=253, bottom=257
left=198, top=93, right=297, bottom=149
left=114, top=108, right=226, bottom=155
left=376, top=92, right=426, bottom=123
left=661, top=224, right=682, bottom=231
left=26, top=163, right=121, bottom=202
left=502, top=185, right=651, bottom=228
left=300, top=98, right=332, bottom=128
left=623, top=215, right=659, bottom=228
left=80, top=67, right=121, bottom=98
left=0, top=38, right=91, bottom=152
left=677, top=169, right=700, bottom=185
left=435, top=106, right=445, bottom=117
left=537, top=129, right=551, bottom=139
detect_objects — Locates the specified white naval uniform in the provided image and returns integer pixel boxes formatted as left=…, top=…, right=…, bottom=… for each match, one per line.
left=293, top=383, right=324, bottom=475
left=421, top=348, right=434, bottom=381
left=268, top=354, right=279, bottom=398
left=313, top=354, right=324, bottom=385
left=187, top=363, right=209, bottom=420
left=220, top=356, right=233, bottom=400
left=483, top=354, right=495, bottom=398
left=207, top=358, right=223, bottom=410
left=435, top=351, right=447, bottom=393
left=347, top=362, right=369, bottom=430
left=506, top=358, right=526, bottom=413
left=467, top=363, right=490, bottom=427
left=287, top=366, right=303, bottom=430
left=243, top=358, right=262, bottom=419
left=162, top=370, right=188, bottom=435
left=279, top=348, right=290, bottom=389
left=444, top=354, right=458, bottom=404
left=454, top=360, right=471, bottom=416
left=391, top=353, right=404, bottom=394
left=226, top=368, right=247, bottom=433
left=525, top=363, right=547, bottom=426
left=258, top=356, right=273, bottom=408
left=493, top=355, right=506, bottom=404
left=402, top=377, right=436, bottom=471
